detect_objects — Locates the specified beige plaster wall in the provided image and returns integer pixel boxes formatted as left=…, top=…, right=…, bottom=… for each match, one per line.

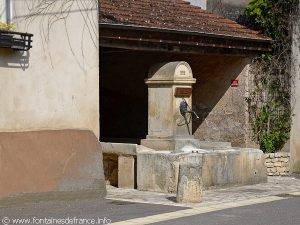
left=0, top=0, right=99, bottom=136
left=290, top=6, right=300, bottom=173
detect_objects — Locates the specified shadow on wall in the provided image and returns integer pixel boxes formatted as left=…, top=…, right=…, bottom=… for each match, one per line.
left=0, top=48, right=30, bottom=70
left=191, top=56, right=250, bottom=147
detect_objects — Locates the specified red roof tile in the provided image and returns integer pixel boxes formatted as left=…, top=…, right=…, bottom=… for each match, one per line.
left=99, top=0, right=269, bottom=41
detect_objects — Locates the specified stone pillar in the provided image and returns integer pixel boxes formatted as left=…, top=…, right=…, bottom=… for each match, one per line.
left=141, top=61, right=198, bottom=151
left=291, top=5, right=300, bottom=173
left=118, top=155, right=135, bottom=189
left=176, top=163, right=203, bottom=203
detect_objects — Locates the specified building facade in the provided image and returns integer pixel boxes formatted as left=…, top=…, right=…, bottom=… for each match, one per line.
left=3, top=0, right=294, bottom=198
left=0, top=0, right=105, bottom=198
left=99, top=0, right=271, bottom=188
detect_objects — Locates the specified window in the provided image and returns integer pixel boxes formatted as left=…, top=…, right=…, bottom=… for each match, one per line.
left=0, top=0, right=12, bottom=23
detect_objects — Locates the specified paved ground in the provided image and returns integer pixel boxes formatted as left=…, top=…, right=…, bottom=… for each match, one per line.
left=107, top=176, right=300, bottom=208
left=0, top=176, right=299, bottom=225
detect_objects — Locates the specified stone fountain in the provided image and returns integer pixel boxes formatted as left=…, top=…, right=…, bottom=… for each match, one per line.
left=138, top=61, right=267, bottom=193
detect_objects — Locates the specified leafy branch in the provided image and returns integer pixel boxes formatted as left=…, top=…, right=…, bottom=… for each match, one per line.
left=242, top=0, right=298, bottom=153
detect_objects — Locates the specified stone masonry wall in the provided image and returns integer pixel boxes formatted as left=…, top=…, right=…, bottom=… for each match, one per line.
left=265, top=153, right=290, bottom=176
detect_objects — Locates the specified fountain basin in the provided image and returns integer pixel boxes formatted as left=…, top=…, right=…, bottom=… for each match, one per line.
left=137, top=147, right=267, bottom=193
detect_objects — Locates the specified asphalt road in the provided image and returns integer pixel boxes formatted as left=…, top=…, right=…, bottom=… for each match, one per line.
left=0, top=198, right=187, bottom=224
left=152, top=197, right=300, bottom=225
left=0, top=195, right=299, bottom=225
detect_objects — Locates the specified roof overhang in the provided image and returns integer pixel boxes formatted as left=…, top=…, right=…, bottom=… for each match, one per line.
left=100, top=23, right=272, bottom=56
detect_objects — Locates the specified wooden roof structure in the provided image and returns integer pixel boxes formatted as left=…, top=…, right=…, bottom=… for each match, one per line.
left=99, top=0, right=272, bottom=55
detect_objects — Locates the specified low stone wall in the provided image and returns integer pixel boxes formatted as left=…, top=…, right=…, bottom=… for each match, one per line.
left=137, top=148, right=267, bottom=193
left=103, top=154, right=118, bottom=186
left=101, top=143, right=137, bottom=188
left=265, top=153, right=290, bottom=176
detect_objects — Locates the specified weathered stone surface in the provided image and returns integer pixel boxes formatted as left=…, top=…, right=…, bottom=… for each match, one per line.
left=282, top=162, right=289, bottom=167
left=198, top=141, right=231, bottom=149
left=141, top=138, right=201, bottom=152
left=102, top=143, right=138, bottom=188
left=264, top=153, right=291, bottom=176
left=274, top=162, right=282, bottom=167
left=280, top=157, right=287, bottom=162
left=103, top=154, right=118, bottom=186
left=280, top=172, right=288, bottom=176
left=118, top=156, right=135, bottom=189
left=267, top=168, right=277, bottom=173
left=141, top=61, right=197, bottom=152
left=176, top=163, right=203, bottom=203
left=137, top=148, right=267, bottom=193
left=137, top=151, right=183, bottom=193
left=101, top=142, right=137, bottom=156
left=272, top=158, right=279, bottom=163
left=277, top=167, right=287, bottom=173
left=275, top=152, right=289, bottom=158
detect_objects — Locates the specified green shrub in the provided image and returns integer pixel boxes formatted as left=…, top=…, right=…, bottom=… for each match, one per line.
left=243, top=0, right=298, bottom=152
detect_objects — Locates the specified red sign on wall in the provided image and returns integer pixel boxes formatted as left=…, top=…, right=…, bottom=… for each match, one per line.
left=175, top=88, right=192, bottom=97
left=231, top=80, right=239, bottom=87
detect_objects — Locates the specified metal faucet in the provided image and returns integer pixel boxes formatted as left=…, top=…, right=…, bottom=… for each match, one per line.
left=180, top=99, right=199, bottom=119
left=178, top=98, right=199, bottom=135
